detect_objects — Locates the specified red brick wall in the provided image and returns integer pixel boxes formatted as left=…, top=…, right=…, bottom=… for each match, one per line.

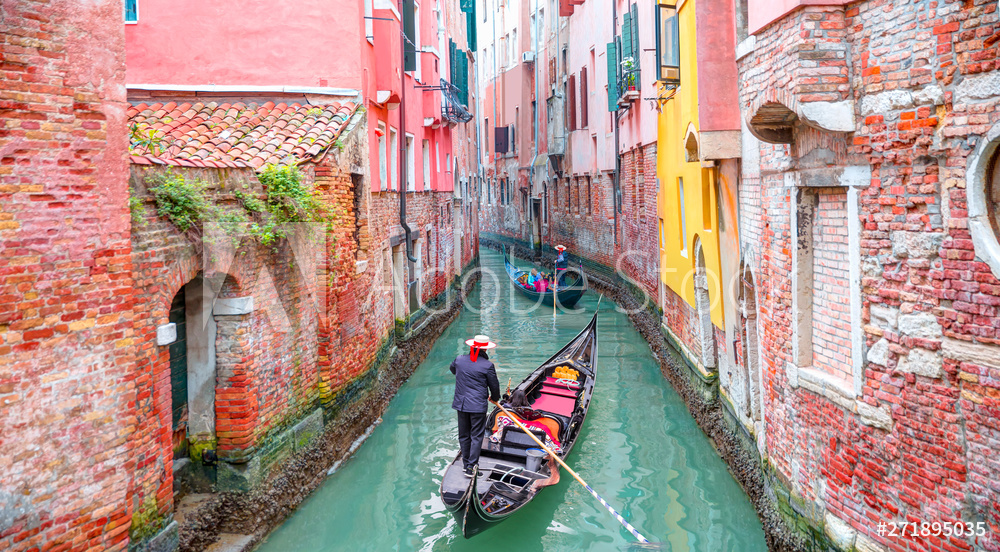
left=738, top=1, right=1000, bottom=549
left=0, top=1, right=135, bottom=551
left=811, top=188, right=852, bottom=382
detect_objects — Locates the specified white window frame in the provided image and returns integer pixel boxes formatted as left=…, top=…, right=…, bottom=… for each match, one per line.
left=377, top=122, right=388, bottom=191
left=406, top=133, right=416, bottom=191
left=422, top=139, right=431, bottom=190
left=365, top=0, right=374, bottom=43
left=414, top=2, right=422, bottom=82
left=125, top=0, right=138, bottom=23
left=389, top=127, right=398, bottom=191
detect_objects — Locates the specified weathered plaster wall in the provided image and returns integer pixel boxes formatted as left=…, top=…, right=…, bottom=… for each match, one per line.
left=125, top=0, right=363, bottom=90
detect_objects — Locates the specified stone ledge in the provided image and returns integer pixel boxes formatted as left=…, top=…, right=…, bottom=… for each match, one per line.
left=661, top=322, right=718, bottom=384
left=790, top=363, right=856, bottom=411
left=213, top=296, right=254, bottom=316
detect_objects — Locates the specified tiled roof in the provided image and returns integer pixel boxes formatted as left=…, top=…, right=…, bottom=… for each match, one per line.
left=127, top=101, right=357, bottom=170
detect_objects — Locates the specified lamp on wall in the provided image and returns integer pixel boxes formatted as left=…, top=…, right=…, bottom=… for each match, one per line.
left=655, top=1, right=680, bottom=86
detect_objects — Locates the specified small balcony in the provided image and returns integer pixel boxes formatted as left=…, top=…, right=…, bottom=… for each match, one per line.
left=440, top=79, right=472, bottom=124
left=617, top=66, right=640, bottom=106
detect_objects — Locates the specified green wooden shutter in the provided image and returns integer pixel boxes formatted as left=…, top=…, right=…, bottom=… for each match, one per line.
left=622, top=12, right=632, bottom=61
left=467, top=9, right=477, bottom=50
left=458, top=51, right=468, bottom=105
left=449, top=39, right=457, bottom=84
left=631, top=3, right=640, bottom=90
left=607, top=42, right=618, bottom=111
left=403, top=0, right=416, bottom=71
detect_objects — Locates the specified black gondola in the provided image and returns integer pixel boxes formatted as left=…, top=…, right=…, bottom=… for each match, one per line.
left=439, top=313, right=598, bottom=538
left=504, top=248, right=588, bottom=309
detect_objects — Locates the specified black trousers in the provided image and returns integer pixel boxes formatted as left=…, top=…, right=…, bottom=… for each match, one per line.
left=456, top=410, right=487, bottom=469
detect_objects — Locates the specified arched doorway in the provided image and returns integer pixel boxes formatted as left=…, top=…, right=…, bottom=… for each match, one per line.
left=168, top=286, right=188, bottom=459
left=167, top=273, right=220, bottom=462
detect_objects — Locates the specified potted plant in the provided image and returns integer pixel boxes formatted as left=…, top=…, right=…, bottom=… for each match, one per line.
left=621, top=57, right=637, bottom=90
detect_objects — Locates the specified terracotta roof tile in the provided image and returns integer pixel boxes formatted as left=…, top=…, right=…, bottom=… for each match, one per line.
left=128, top=100, right=356, bottom=171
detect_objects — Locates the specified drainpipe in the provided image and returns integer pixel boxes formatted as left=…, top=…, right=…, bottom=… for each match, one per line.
left=400, top=0, right=417, bottom=263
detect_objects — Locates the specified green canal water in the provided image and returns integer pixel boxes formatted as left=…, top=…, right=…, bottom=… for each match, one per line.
left=256, top=249, right=766, bottom=552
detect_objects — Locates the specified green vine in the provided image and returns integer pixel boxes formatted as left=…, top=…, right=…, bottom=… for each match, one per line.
left=147, top=171, right=215, bottom=232
left=143, top=165, right=336, bottom=247
left=128, top=186, right=147, bottom=226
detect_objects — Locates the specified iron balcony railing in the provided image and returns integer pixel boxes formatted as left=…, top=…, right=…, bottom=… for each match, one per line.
left=617, top=66, right=640, bottom=104
left=441, top=79, right=472, bottom=124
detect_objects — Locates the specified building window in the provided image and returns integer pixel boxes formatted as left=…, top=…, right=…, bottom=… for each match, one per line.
left=378, top=123, right=388, bottom=191
left=365, top=0, right=374, bottom=41
left=987, top=147, right=1000, bottom=249
left=789, top=185, right=863, bottom=397
left=422, top=139, right=431, bottom=190
left=125, top=0, right=138, bottom=23
left=406, top=135, right=415, bottom=191
left=678, top=177, right=687, bottom=255
left=655, top=3, right=680, bottom=84
left=586, top=176, right=592, bottom=215
left=414, top=2, right=422, bottom=81
left=389, top=128, right=398, bottom=191
left=567, top=74, right=577, bottom=131
left=580, top=66, right=589, bottom=128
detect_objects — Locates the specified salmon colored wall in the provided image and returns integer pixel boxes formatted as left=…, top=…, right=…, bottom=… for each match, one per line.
left=125, top=0, right=363, bottom=89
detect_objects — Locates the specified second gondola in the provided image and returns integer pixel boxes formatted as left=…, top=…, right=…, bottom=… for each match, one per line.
left=504, top=248, right=588, bottom=309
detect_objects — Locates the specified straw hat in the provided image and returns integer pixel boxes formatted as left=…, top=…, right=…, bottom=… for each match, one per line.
left=465, top=335, right=498, bottom=349
left=555, top=244, right=566, bottom=251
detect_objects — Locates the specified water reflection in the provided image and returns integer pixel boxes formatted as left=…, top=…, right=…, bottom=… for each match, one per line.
left=256, top=249, right=766, bottom=552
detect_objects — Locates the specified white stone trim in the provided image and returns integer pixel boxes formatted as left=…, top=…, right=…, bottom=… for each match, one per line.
left=214, top=296, right=254, bottom=316
left=966, top=121, right=1000, bottom=280
left=156, top=323, right=177, bottom=346
left=128, top=83, right=360, bottom=97
left=848, top=187, right=864, bottom=395
left=735, top=36, right=756, bottom=61
left=799, top=100, right=856, bottom=133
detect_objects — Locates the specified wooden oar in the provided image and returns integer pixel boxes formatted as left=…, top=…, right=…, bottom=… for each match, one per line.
left=489, top=399, right=657, bottom=547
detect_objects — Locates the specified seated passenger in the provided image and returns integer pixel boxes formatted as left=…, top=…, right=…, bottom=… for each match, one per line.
left=534, top=276, right=548, bottom=292
left=504, top=389, right=541, bottom=420
left=526, top=269, right=540, bottom=289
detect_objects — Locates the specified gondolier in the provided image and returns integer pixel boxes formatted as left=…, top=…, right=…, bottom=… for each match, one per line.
left=440, top=313, right=599, bottom=538
left=555, top=245, right=569, bottom=286
left=450, top=335, right=501, bottom=476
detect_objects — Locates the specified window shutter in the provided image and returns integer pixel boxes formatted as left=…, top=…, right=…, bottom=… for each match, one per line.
left=466, top=10, right=477, bottom=50
left=622, top=11, right=633, bottom=61
left=449, top=40, right=456, bottom=83
left=495, top=126, right=509, bottom=153
left=459, top=51, right=468, bottom=105
left=403, top=0, right=416, bottom=71
left=509, top=124, right=515, bottom=152
left=631, top=3, right=640, bottom=89
left=580, top=66, right=588, bottom=128
left=607, top=42, right=618, bottom=111
left=567, top=74, right=577, bottom=131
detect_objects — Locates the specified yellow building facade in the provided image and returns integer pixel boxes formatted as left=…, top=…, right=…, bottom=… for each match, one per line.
left=656, top=0, right=724, bottom=333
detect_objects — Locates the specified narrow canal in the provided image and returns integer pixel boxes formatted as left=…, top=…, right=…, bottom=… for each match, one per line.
left=256, top=249, right=766, bottom=551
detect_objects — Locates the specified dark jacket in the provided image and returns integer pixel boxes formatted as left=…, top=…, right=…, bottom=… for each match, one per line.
left=450, top=353, right=501, bottom=413
left=555, top=252, right=568, bottom=270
